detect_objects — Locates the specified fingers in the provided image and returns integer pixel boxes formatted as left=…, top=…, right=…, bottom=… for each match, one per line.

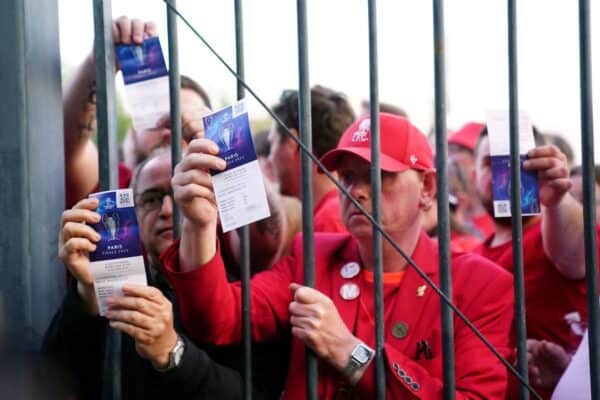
left=122, top=284, right=166, bottom=304
left=113, top=16, right=156, bottom=45
left=289, top=301, right=325, bottom=319
left=109, top=320, right=156, bottom=344
left=130, top=18, right=145, bottom=44
left=106, top=309, right=156, bottom=331
left=144, top=21, right=158, bottom=37
left=177, top=147, right=226, bottom=173
left=114, top=16, right=133, bottom=44
left=62, top=222, right=100, bottom=243
left=289, top=283, right=330, bottom=305
left=527, top=145, right=567, bottom=161
left=60, top=237, right=97, bottom=256
left=290, top=315, right=321, bottom=330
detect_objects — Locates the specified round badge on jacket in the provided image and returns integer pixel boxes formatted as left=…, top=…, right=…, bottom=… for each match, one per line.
left=340, top=262, right=361, bottom=279
left=340, top=283, right=360, bottom=300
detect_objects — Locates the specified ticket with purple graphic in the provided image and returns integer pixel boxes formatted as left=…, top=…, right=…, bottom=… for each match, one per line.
left=203, top=100, right=270, bottom=232
left=116, top=36, right=170, bottom=133
left=89, top=189, right=147, bottom=315
left=486, top=110, right=540, bottom=218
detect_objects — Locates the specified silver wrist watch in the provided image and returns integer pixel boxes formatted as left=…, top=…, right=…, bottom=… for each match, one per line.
left=343, top=342, right=375, bottom=378
left=155, top=336, right=185, bottom=372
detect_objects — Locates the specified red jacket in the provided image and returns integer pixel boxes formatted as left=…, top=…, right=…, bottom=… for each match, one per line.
left=162, top=232, right=514, bottom=399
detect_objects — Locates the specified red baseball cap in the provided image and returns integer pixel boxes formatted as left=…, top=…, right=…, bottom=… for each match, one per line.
left=448, top=122, right=484, bottom=151
left=320, top=113, right=434, bottom=172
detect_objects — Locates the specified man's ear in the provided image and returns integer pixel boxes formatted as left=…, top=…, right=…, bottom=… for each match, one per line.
left=287, top=128, right=301, bottom=153
left=420, top=169, right=437, bottom=210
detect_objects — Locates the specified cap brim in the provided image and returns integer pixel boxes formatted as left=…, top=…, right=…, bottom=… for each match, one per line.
left=319, top=147, right=411, bottom=173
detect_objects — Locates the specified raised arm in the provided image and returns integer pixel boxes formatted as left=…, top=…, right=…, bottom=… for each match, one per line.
left=524, top=145, right=586, bottom=279
left=64, top=17, right=156, bottom=206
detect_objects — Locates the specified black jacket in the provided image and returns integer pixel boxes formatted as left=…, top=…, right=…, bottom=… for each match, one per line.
left=41, top=283, right=245, bottom=400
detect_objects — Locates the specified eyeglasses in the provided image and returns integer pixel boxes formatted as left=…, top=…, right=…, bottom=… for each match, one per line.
left=135, top=189, right=174, bottom=213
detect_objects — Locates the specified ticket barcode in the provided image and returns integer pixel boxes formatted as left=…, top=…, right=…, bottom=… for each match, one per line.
left=494, top=200, right=510, bottom=217
left=232, top=100, right=246, bottom=117
left=117, top=189, right=134, bottom=208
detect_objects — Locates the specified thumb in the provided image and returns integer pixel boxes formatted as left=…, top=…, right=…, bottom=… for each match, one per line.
left=289, top=282, right=302, bottom=293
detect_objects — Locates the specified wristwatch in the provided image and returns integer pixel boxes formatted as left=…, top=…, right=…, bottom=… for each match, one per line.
left=343, top=342, right=375, bottom=378
left=155, top=336, right=186, bottom=372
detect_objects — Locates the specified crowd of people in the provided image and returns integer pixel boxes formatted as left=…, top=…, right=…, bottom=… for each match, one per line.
left=41, top=16, right=600, bottom=400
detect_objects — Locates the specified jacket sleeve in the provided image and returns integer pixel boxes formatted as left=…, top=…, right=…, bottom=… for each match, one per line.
left=355, top=264, right=514, bottom=399
left=40, top=285, right=108, bottom=398
left=161, top=239, right=297, bottom=345
left=151, top=334, right=245, bottom=400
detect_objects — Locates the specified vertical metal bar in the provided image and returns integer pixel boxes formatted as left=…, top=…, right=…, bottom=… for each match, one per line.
left=507, top=1, right=529, bottom=398
left=432, top=0, right=455, bottom=398
left=366, top=1, right=385, bottom=399
left=234, top=1, right=253, bottom=399
left=92, top=1, right=121, bottom=400
left=296, top=1, right=317, bottom=398
left=93, top=0, right=118, bottom=190
left=578, top=1, right=600, bottom=398
left=166, top=0, right=182, bottom=237
left=0, top=0, right=65, bottom=352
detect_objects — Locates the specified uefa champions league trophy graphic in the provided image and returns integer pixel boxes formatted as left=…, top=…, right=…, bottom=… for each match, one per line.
left=133, top=45, right=145, bottom=67
left=102, top=212, right=120, bottom=241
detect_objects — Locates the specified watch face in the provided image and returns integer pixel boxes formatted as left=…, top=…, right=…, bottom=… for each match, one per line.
left=352, top=344, right=372, bottom=364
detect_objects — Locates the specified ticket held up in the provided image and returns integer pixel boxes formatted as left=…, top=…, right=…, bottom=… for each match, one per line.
left=88, top=189, right=147, bottom=315
left=116, top=36, right=170, bottom=133
left=486, top=110, right=540, bottom=218
left=203, top=100, right=271, bottom=232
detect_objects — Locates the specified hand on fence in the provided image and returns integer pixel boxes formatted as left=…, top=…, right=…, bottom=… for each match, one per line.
left=526, top=338, right=571, bottom=389
left=289, top=283, right=363, bottom=379
left=524, top=145, right=572, bottom=208
left=172, top=138, right=225, bottom=228
left=105, top=284, right=179, bottom=370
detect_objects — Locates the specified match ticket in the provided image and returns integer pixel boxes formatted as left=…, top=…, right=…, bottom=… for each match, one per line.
left=116, top=36, right=170, bottom=133
left=203, top=100, right=271, bottom=232
left=486, top=110, right=540, bottom=218
left=89, top=189, right=147, bottom=315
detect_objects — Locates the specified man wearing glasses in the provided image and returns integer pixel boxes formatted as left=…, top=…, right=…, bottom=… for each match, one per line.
left=43, top=149, right=289, bottom=399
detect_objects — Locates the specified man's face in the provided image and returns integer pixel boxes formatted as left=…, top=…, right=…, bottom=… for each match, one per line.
left=135, top=88, right=208, bottom=160
left=473, top=136, right=495, bottom=216
left=267, top=125, right=300, bottom=197
left=134, top=154, right=174, bottom=265
left=337, top=153, right=425, bottom=241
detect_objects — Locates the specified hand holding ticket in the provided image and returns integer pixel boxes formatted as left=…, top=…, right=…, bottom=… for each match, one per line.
left=116, top=36, right=170, bottom=133
left=202, top=100, right=271, bottom=232
left=88, top=189, right=147, bottom=315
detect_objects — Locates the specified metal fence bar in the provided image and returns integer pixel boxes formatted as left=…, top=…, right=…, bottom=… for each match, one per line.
left=295, top=0, right=317, bottom=398
left=366, top=1, right=385, bottom=398
left=92, top=0, right=121, bottom=399
left=507, top=1, right=529, bottom=398
left=432, top=0, right=455, bottom=398
left=233, top=0, right=253, bottom=398
left=166, top=0, right=182, bottom=237
left=578, top=1, right=600, bottom=398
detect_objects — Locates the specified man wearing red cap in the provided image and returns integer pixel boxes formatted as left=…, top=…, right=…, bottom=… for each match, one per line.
left=161, top=113, right=514, bottom=398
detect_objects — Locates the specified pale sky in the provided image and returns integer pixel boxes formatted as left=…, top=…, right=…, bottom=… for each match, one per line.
left=58, top=0, right=599, bottom=163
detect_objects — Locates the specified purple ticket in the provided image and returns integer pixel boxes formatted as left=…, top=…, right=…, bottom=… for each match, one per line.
left=116, top=37, right=168, bottom=85
left=491, top=154, right=540, bottom=217
left=88, top=189, right=147, bottom=315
